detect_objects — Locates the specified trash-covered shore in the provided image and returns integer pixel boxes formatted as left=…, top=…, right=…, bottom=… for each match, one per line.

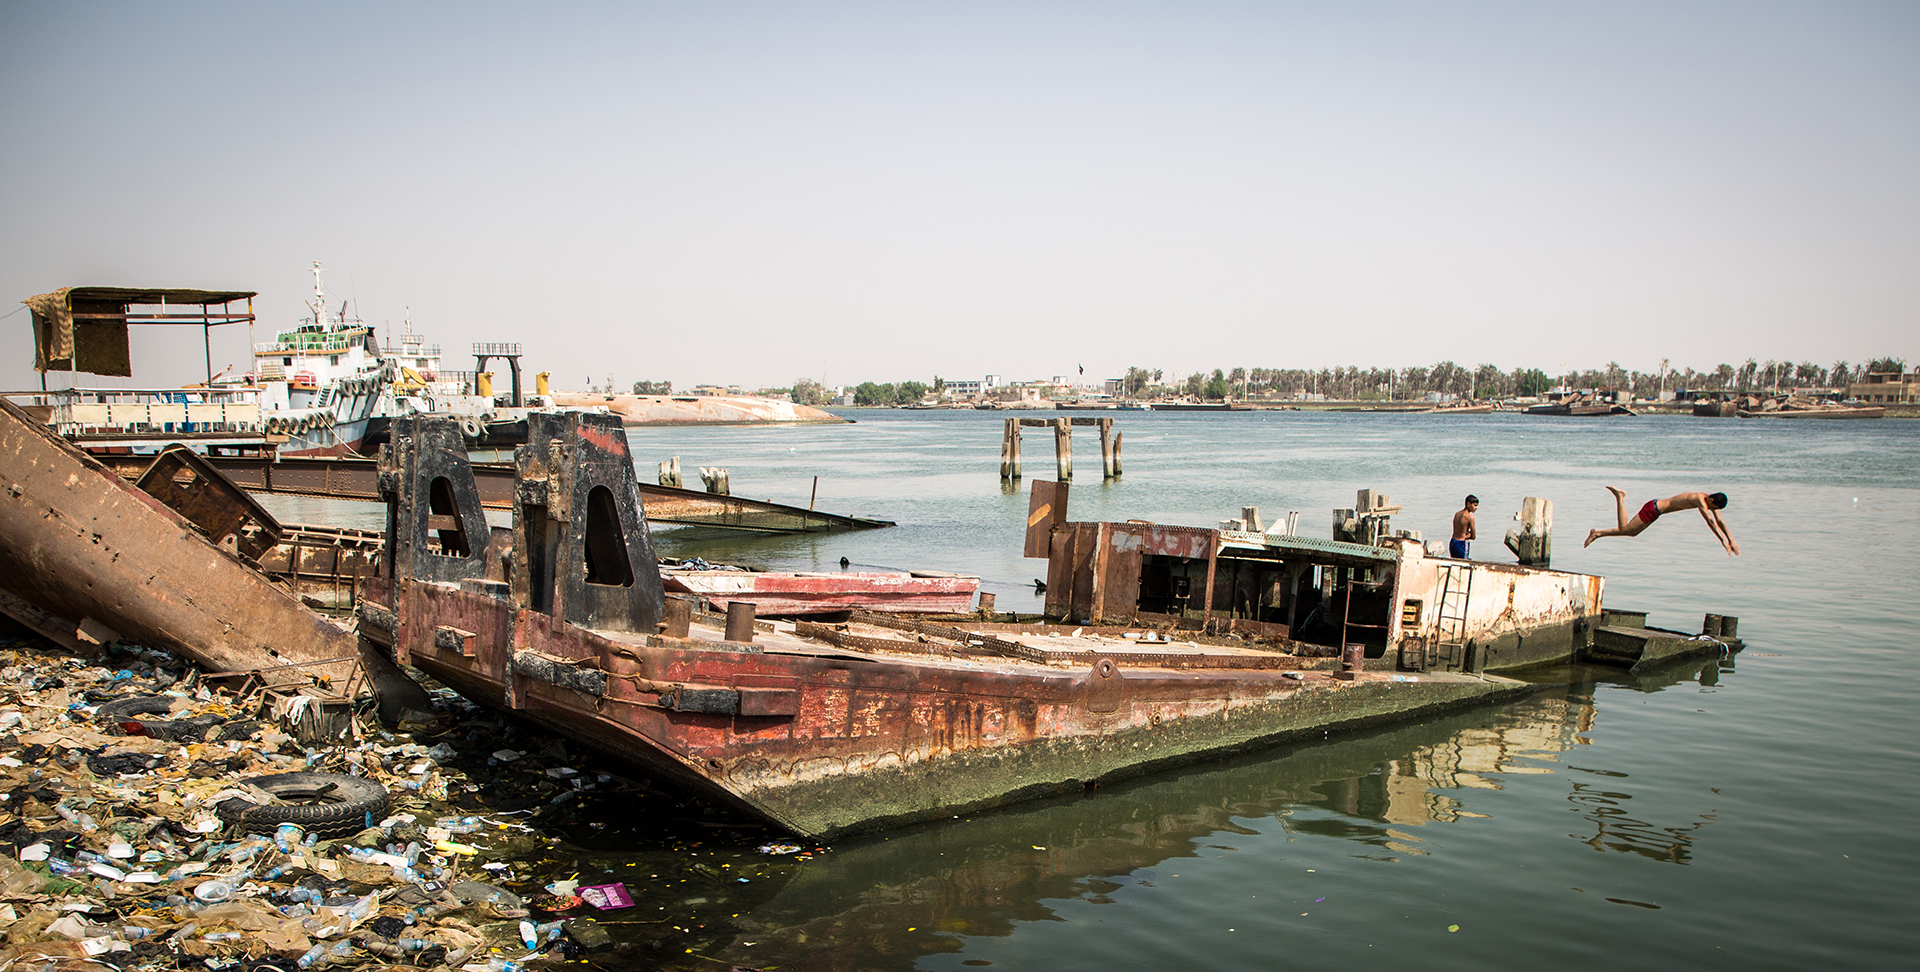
left=0, top=631, right=821, bottom=971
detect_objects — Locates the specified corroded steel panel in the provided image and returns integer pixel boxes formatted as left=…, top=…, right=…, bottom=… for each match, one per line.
left=1024, top=480, right=1065, bottom=558
left=0, top=398, right=356, bottom=674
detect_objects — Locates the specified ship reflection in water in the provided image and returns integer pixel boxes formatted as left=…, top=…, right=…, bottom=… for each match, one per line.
left=713, top=656, right=1732, bottom=968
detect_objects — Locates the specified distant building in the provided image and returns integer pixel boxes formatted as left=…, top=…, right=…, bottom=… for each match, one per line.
left=691, top=384, right=745, bottom=397
left=1848, top=371, right=1917, bottom=403
left=945, top=379, right=983, bottom=399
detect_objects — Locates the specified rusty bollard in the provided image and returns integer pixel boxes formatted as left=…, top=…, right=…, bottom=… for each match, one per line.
left=1341, top=642, right=1366, bottom=672
left=725, top=601, right=756, bottom=643
left=662, top=597, right=692, bottom=639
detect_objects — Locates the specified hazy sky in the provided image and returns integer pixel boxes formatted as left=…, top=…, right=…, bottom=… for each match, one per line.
left=3, top=1, right=1915, bottom=393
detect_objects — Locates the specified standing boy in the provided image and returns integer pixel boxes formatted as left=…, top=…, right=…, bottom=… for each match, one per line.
left=1450, top=495, right=1478, bottom=559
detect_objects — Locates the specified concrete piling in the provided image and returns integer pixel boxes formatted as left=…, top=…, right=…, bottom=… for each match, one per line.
left=1054, top=419, right=1072, bottom=481
left=1099, top=419, right=1117, bottom=480
left=1002, top=416, right=1121, bottom=482
left=699, top=467, right=730, bottom=495
left=658, top=456, right=682, bottom=488
left=1000, top=419, right=1023, bottom=481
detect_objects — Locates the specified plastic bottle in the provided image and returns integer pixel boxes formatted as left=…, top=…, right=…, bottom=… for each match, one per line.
left=437, top=815, right=484, bottom=834
left=55, top=804, right=99, bottom=832
left=344, top=892, right=377, bottom=922
left=485, top=960, right=523, bottom=972
left=296, top=944, right=326, bottom=969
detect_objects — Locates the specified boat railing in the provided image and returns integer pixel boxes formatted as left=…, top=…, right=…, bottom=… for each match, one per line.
left=382, top=342, right=441, bottom=359
left=4, top=387, right=264, bottom=435
left=258, top=330, right=364, bottom=354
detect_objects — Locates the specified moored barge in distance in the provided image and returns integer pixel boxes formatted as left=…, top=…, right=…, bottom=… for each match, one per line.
left=354, top=413, right=1549, bottom=839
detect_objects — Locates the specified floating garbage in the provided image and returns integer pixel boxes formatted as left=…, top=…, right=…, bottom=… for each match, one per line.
left=579, top=882, right=634, bottom=910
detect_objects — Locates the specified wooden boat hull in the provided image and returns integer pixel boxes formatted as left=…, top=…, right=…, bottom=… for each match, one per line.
left=661, top=570, right=979, bottom=615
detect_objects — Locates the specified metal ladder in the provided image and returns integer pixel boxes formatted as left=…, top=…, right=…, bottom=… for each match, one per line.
left=1434, top=563, right=1475, bottom=672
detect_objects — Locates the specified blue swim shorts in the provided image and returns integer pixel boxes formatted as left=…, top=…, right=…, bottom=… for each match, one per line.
left=1449, top=539, right=1470, bottom=559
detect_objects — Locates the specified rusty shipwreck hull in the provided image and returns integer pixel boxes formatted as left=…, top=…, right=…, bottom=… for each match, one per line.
left=359, top=411, right=1540, bottom=839
left=357, top=574, right=1534, bottom=838
left=0, top=398, right=359, bottom=673
left=1027, top=481, right=1607, bottom=674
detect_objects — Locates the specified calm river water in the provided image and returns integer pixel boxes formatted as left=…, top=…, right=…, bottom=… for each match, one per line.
left=616, top=409, right=1917, bottom=971
left=286, top=410, right=1920, bottom=969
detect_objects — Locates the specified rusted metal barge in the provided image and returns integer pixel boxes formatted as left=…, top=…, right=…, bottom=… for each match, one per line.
left=353, top=413, right=1569, bottom=839
left=1028, top=484, right=1612, bottom=674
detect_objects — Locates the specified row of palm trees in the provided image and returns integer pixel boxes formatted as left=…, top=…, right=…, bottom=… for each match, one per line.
left=1117, top=357, right=1906, bottom=402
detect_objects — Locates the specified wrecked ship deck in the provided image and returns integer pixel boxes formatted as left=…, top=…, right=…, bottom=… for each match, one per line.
left=355, top=412, right=1543, bottom=839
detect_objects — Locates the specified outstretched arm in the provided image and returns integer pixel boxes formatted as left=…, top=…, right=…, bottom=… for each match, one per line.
left=1700, top=508, right=1739, bottom=556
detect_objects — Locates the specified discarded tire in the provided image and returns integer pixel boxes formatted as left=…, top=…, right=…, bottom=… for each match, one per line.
left=216, top=772, right=390, bottom=837
left=94, top=695, right=176, bottom=723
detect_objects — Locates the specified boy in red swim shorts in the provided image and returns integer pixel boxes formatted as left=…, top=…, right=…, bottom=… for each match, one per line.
left=1584, top=487, right=1740, bottom=556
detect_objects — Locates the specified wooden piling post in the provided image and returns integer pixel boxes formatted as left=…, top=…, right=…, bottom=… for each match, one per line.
left=659, top=456, right=682, bottom=488
left=699, top=467, right=730, bottom=495
left=1054, top=418, right=1072, bottom=481
left=1099, top=418, right=1115, bottom=479
left=1112, top=430, right=1122, bottom=476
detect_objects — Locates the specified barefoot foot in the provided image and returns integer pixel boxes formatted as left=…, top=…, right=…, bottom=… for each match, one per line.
left=1585, top=529, right=1601, bottom=548
left=1604, top=485, right=1625, bottom=500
